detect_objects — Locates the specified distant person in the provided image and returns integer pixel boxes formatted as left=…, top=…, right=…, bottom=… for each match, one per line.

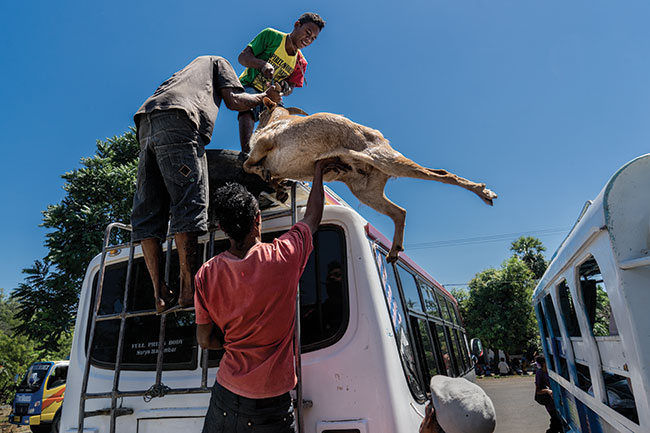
left=535, top=356, right=563, bottom=433
left=498, top=358, right=510, bottom=375
left=131, top=56, right=280, bottom=313
left=237, top=12, right=325, bottom=152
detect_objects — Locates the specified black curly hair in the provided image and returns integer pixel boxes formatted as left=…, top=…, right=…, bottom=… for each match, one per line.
left=298, top=12, right=325, bottom=30
left=213, top=183, right=259, bottom=245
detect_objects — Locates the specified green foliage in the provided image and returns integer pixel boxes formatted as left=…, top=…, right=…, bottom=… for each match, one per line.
left=510, top=236, right=548, bottom=279
left=463, top=257, right=539, bottom=355
left=0, top=290, right=39, bottom=404
left=450, top=287, right=469, bottom=324
left=593, top=285, right=612, bottom=336
left=13, top=130, right=139, bottom=350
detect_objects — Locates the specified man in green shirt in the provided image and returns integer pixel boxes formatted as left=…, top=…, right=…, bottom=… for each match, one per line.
left=237, top=12, right=325, bottom=153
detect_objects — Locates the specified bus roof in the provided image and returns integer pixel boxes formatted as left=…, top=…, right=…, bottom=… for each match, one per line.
left=533, top=152, right=650, bottom=300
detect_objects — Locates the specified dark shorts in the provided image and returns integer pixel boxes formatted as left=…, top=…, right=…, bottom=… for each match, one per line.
left=237, top=86, right=284, bottom=122
left=202, top=381, right=294, bottom=433
left=131, top=109, right=208, bottom=241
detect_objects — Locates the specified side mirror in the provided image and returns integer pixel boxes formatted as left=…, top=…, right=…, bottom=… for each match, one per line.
left=470, top=338, right=484, bottom=357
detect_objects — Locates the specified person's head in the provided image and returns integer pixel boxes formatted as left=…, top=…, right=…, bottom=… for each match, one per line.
left=326, top=261, right=342, bottom=283
left=291, top=12, right=325, bottom=49
left=500, top=358, right=505, bottom=362
left=213, top=183, right=260, bottom=246
left=536, top=356, right=547, bottom=370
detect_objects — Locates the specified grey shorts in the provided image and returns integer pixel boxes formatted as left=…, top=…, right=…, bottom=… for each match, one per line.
left=131, top=109, right=208, bottom=242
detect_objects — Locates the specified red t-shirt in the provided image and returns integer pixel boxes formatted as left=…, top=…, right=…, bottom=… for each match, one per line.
left=194, top=222, right=313, bottom=398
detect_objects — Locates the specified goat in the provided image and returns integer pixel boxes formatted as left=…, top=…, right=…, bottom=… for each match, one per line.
left=243, top=98, right=497, bottom=262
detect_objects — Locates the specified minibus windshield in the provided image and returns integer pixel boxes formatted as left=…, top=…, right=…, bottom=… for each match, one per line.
left=16, top=363, right=51, bottom=393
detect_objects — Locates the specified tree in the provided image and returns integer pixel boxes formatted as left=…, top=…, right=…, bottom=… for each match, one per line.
left=12, top=130, right=139, bottom=349
left=0, top=289, right=39, bottom=403
left=510, top=236, right=548, bottom=279
left=450, top=287, right=469, bottom=324
left=463, top=257, right=539, bottom=355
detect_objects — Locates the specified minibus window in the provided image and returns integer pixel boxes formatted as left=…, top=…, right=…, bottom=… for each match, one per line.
left=579, top=257, right=618, bottom=337
left=452, top=329, right=467, bottom=372
left=433, top=324, right=455, bottom=377
left=602, top=372, right=638, bottom=424
left=557, top=281, right=581, bottom=337
left=419, top=281, right=440, bottom=318
left=46, top=365, right=68, bottom=389
left=373, top=247, right=425, bottom=399
left=575, top=362, right=592, bottom=393
left=436, top=292, right=452, bottom=322
left=296, top=228, right=348, bottom=350
left=447, top=300, right=459, bottom=325
left=89, top=227, right=348, bottom=370
left=16, top=363, right=51, bottom=393
left=414, top=318, right=439, bottom=383
left=396, top=265, right=424, bottom=313
left=544, top=294, right=569, bottom=380
left=536, top=304, right=557, bottom=372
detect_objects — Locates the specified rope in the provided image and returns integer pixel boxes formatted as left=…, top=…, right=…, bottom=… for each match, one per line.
left=143, top=383, right=171, bottom=402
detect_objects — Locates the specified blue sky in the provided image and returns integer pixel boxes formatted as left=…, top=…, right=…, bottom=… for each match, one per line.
left=1, top=1, right=649, bottom=293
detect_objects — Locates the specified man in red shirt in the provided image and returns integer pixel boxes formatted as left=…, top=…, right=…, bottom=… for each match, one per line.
left=194, top=158, right=340, bottom=433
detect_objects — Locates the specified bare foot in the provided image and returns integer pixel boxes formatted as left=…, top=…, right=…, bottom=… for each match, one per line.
left=155, top=288, right=177, bottom=313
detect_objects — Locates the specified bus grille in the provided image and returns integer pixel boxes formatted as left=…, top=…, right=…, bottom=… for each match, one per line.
left=14, top=403, right=29, bottom=415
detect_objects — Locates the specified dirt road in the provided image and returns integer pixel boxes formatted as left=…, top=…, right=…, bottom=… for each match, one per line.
left=0, top=406, right=29, bottom=433
left=477, top=375, right=552, bottom=433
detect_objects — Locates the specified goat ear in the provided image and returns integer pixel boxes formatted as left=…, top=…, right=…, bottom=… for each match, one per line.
left=263, top=97, right=277, bottom=110
left=286, top=107, right=308, bottom=116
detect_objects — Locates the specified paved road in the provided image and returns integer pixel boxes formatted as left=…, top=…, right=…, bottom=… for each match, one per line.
left=477, top=375, right=551, bottom=433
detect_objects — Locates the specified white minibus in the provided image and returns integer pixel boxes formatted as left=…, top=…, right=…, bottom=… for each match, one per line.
left=60, top=177, right=475, bottom=433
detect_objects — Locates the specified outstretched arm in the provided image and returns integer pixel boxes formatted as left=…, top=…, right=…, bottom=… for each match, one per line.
left=301, top=158, right=346, bottom=233
left=220, top=86, right=281, bottom=112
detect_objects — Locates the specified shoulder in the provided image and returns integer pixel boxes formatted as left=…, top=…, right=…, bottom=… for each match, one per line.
left=297, top=50, right=308, bottom=65
left=253, top=28, right=284, bottom=42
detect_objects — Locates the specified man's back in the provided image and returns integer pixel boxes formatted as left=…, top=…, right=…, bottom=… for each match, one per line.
left=194, top=222, right=313, bottom=399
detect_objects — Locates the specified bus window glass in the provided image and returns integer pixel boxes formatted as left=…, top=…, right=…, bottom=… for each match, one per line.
left=579, top=257, right=618, bottom=337
left=419, top=281, right=440, bottom=318
left=298, top=228, right=348, bottom=348
left=434, top=323, right=454, bottom=376
left=448, top=329, right=464, bottom=373
left=89, top=227, right=349, bottom=370
left=543, top=294, right=569, bottom=380
left=415, top=318, right=439, bottom=383
left=396, top=265, right=423, bottom=313
left=373, top=247, right=424, bottom=398
left=46, top=365, right=67, bottom=389
left=575, top=362, right=592, bottom=393
left=447, top=299, right=459, bottom=325
left=454, top=330, right=468, bottom=372
left=557, top=281, right=581, bottom=337
left=436, top=291, right=452, bottom=322
left=536, top=304, right=557, bottom=372
left=89, top=267, right=197, bottom=370
left=602, top=372, right=638, bottom=424
left=16, top=363, right=50, bottom=393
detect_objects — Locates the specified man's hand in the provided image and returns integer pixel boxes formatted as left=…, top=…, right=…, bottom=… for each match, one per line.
left=264, top=84, right=283, bottom=104
left=261, top=62, right=274, bottom=78
left=419, top=403, right=442, bottom=433
left=301, top=157, right=345, bottom=234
